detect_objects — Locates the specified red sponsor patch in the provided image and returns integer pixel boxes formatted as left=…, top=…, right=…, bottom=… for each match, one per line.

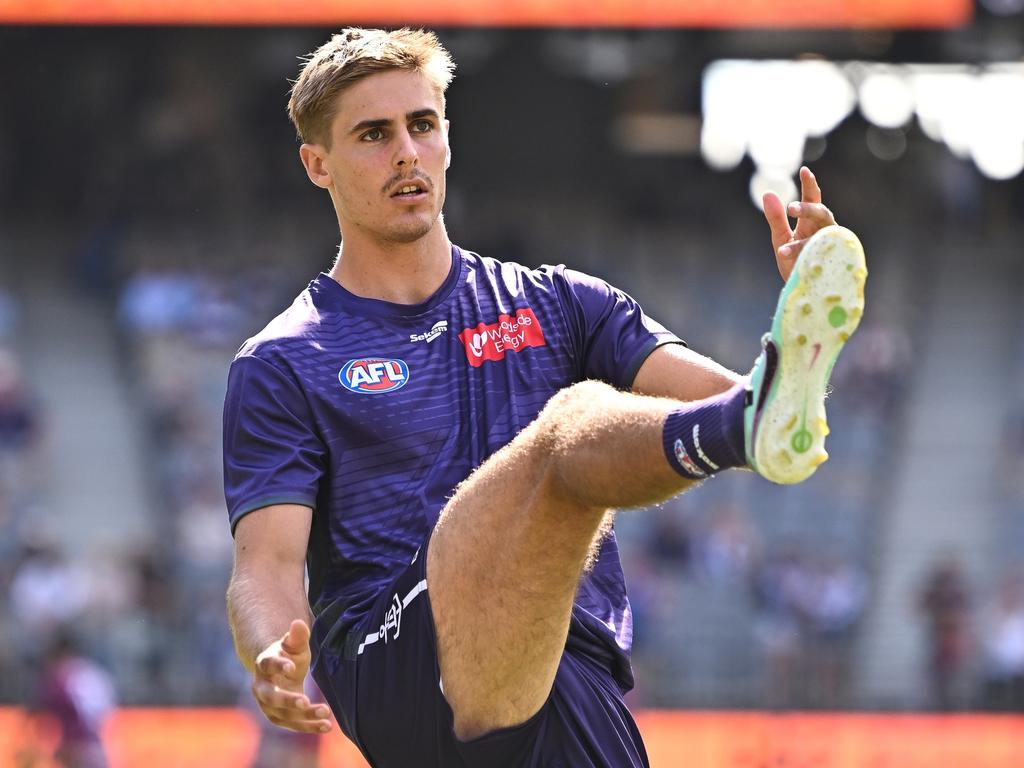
left=458, top=307, right=546, bottom=367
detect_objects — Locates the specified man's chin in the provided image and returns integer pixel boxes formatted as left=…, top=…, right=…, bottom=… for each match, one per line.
left=382, top=216, right=438, bottom=245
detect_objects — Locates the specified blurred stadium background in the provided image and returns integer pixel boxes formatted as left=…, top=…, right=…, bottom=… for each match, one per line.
left=1, top=0, right=1023, bottom=765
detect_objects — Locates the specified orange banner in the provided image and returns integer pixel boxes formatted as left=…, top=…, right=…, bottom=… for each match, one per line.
left=5, top=707, right=1024, bottom=767
left=0, top=0, right=972, bottom=28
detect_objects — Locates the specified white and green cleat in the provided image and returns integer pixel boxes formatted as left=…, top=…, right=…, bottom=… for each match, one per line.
left=744, top=224, right=867, bottom=484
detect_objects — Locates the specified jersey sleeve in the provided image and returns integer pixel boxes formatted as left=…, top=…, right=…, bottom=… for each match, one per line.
left=552, top=267, right=685, bottom=389
left=222, top=354, right=325, bottom=534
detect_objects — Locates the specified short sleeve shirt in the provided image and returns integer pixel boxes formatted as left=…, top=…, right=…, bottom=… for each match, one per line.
left=223, top=246, right=682, bottom=684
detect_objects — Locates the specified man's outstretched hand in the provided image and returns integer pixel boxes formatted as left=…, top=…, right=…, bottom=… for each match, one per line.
left=252, top=619, right=333, bottom=733
left=762, top=166, right=839, bottom=282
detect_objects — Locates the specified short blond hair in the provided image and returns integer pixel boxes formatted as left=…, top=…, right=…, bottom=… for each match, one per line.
left=287, top=28, right=455, bottom=147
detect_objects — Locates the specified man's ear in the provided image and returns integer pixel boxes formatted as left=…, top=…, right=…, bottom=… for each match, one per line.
left=299, top=143, right=332, bottom=189
left=444, top=119, right=452, bottom=169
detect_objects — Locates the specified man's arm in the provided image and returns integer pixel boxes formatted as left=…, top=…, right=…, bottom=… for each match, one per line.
left=227, top=503, right=332, bottom=733
left=634, top=166, right=839, bottom=402
left=632, top=343, right=743, bottom=401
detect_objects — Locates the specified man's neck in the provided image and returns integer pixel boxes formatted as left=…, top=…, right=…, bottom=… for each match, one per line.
left=329, top=223, right=453, bottom=306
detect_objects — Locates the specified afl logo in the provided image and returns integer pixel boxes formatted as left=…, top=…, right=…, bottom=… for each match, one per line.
left=339, top=358, right=410, bottom=394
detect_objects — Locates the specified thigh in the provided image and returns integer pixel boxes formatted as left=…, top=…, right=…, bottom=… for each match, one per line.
left=315, top=554, right=650, bottom=768
left=426, top=397, right=611, bottom=739
left=458, top=633, right=650, bottom=768
left=313, top=548, right=557, bottom=768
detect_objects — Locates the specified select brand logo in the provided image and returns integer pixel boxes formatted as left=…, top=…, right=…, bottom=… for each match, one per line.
left=409, top=320, right=449, bottom=344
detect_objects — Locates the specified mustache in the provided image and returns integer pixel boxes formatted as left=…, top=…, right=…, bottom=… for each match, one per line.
left=383, top=170, right=432, bottom=195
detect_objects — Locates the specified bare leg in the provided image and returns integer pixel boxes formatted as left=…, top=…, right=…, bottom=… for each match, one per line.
left=427, top=379, right=712, bottom=740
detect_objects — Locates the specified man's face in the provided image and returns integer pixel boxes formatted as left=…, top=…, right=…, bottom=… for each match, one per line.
left=318, top=69, right=450, bottom=245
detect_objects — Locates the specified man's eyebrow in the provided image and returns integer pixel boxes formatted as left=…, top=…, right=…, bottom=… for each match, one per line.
left=349, top=109, right=441, bottom=134
left=349, top=118, right=390, bottom=134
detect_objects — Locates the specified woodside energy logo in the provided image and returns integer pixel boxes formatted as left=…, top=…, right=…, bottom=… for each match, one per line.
left=457, top=308, right=546, bottom=367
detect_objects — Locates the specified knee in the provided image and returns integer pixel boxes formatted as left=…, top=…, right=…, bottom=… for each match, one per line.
left=535, top=380, right=617, bottom=458
left=539, top=379, right=614, bottom=426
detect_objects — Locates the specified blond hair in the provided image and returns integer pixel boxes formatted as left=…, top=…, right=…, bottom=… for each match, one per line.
left=287, top=28, right=455, bottom=147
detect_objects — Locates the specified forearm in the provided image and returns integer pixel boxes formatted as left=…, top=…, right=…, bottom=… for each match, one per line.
left=227, top=570, right=312, bottom=673
left=632, top=343, right=743, bottom=401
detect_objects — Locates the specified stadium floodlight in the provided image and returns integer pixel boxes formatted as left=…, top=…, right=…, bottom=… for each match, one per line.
left=859, top=69, right=916, bottom=129
left=702, top=59, right=1024, bottom=203
left=749, top=170, right=798, bottom=212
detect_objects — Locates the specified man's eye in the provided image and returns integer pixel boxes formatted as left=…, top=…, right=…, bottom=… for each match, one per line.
left=412, top=120, right=432, bottom=133
left=362, top=128, right=384, bottom=142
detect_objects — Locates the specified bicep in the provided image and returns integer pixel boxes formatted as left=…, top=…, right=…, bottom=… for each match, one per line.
left=555, top=267, right=684, bottom=388
left=632, top=343, right=743, bottom=401
left=232, top=503, right=312, bottom=583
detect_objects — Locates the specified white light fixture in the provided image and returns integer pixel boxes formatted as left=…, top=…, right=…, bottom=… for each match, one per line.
left=702, top=59, right=1024, bottom=206
left=859, top=70, right=915, bottom=129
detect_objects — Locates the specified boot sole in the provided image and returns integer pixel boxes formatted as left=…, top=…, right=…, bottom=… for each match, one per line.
left=749, top=225, right=867, bottom=484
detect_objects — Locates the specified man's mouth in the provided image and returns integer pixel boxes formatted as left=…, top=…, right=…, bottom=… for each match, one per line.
left=391, top=182, right=427, bottom=198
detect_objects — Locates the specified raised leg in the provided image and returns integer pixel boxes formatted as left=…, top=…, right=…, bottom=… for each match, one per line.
left=427, top=380, right=705, bottom=740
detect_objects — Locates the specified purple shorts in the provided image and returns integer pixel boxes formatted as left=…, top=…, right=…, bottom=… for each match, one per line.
left=311, top=546, right=650, bottom=768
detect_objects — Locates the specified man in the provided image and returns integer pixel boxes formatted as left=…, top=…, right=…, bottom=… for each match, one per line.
left=224, top=28, right=866, bottom=767
left=33, top=628, right=116, bottom=768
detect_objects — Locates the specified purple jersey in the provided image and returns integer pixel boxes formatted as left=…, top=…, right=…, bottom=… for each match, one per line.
left=223, top=246, right=681, bottom=685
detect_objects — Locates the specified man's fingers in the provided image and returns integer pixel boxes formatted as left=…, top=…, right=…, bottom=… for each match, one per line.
left=281, top=619, right=311, bottom=656
left=263, top=705, right=334, bottom=734
left=778, top=237, right=812, bottom=261
left=265, top=713, right=335, bottom=734
left=253, top=679, right=334, bottom=734
left=255, top=620, right=310, bottom=684
left=800, top=166, right=823, bottom=204
left=762, top=191, right=793, bottom=251
left=253, top=678, right=304, bottom=707
left=253, top=680, right=331, bottom=718
left=264, top=704, right=332, bottom=725
left=787, top=202, right=835, bottom=227
left=256, top=654, right=293, bottom=678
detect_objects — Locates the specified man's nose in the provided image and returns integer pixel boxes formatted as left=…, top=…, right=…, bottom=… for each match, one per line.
left=394, top=128, right=419, bottom=168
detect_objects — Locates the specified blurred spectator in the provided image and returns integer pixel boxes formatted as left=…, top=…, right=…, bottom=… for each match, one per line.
left=100, top=546, right=179, bottom=704
left=0, top=348, right=39, bottom=453
left=127, top=548, right=178, bottom=702
left=191, top=582, right=246, bottom=704
left=0, top=349, right=43, bottom=511
left=802, top=551, right=868, bottom=709
left=919, top=556, right=973, bottom=711
left=10, top=538, right=89, bottom=652
left=189, top=274, right=249, bottom=347
left=751, top=547, right=809, bottom=709
left=832, top=321, right=910, bottom=418
left=693, top=501, right=759, bottom=585
left=979, top=567, right=1024, bottom=711
left=117, top=267, right=197, bottom=337
left=998, top=402, right=1024, bottom=503
left=176, top=478, right=234, bottom=577
left=33, top=626, right=117, bottom=768
left=643, top=505, right=691, bottom=572
left=0, top=288, right=17, bottom=340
